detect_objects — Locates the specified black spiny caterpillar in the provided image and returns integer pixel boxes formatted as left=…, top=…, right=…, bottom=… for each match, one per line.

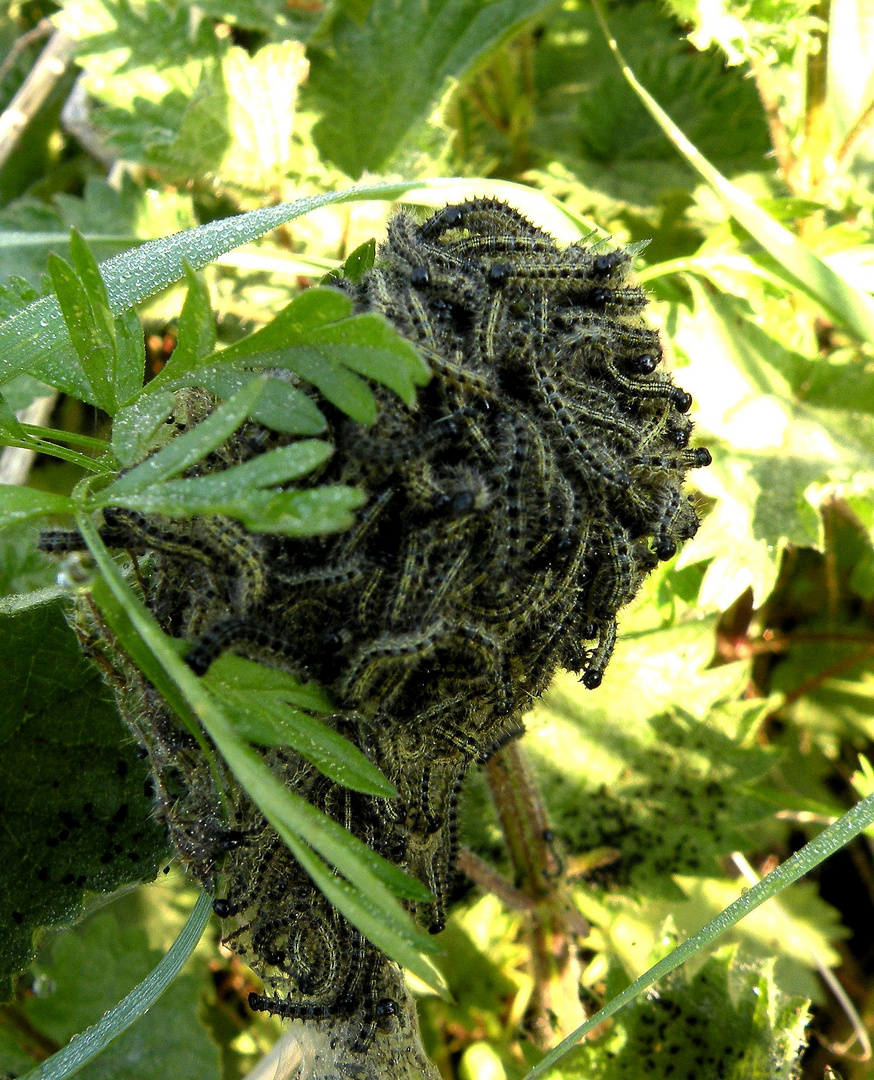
left=41, top=199, right=708, bottom=1077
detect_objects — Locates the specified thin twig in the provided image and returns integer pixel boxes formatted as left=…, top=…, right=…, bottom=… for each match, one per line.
left=0, top=28, right=76, bottom=172
left=836, top=94, right=874, bottom=167
left=457, top=846, right=536, bottom=913
left=0, top=16, right=53, bottom=87
left=781, top=645, right=874, bottom=708
left=749, top=55, right=796, bottom=187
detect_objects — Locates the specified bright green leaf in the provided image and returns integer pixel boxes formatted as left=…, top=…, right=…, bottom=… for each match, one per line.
left=149, top=264, right=216, bottom=389
left=307, top=0, right=561, bottom=175
left=202, top=654, right=396, bottom=797
left=0, top=487, right=75, bottom=530
left=48, top=253, right=117, bottom=416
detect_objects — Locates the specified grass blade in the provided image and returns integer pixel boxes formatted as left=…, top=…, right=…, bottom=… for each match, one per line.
left=19, top=891, right=212, bottom=1080
left=522, top=791, right=874, bottom=1079
left=590, top=0, right=874, bottom=346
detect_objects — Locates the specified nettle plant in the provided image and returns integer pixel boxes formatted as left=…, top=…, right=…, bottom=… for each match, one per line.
left=1, top=175, right=874, bottom=1080
left=1, top=6, right=874, bottom=1078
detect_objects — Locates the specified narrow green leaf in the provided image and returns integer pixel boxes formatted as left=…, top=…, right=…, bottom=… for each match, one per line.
left=280, top=349, right=377, bottom=424
left=311, top=337, right=425, bottom=405
left=277, top=828, right=447, bottom=996
left=0, top=182, right=425, bottom=399
left=97, top=379, right=267, bottom=499
left=68, top=228, right=115, bottom=342
left=149, top=263, right=216, bottom=388
left=211, top=722, right=434, bottom=911
left=221, top=697, right=398, bottom=796
left=88, top=575, right=204, bottom=747
left=216, top=288, right=355, bottom=364
left=113, top=306, right=147, bottom=406
left=205, top=653, right=335, bottom=714
left=113, top=441, right=332, bottom=502
left=48, top=253, right=117, bottom=415
left=339, top=237, right=377, bottom=282
left=591, top=0, right=874, bottom=346
left=191, top=369, right=327, bottom=436
left=106, top=484, right=366, bottom=537
left=0, top=179, right=551, bottom=402
left=19, top=892, right=212, bottom=1080
left=0, top=487, right=74, bottom=529
left=0, top=393, right=24, bottom=438
left=208, top=289, right=429, bottom=415
left=201, top=658, right=396, bottom=798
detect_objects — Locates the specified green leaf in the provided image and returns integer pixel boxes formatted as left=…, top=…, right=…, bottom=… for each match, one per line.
left=0, top=180, right=432, bottom=402
left=112, top=307, right=147, bottom=408
left=277, top=827, right=446, bottom=994
left=591, top=0, right=874, bottom=345
left=150, top=264, right=216, bottom=388
left=672, top=281, right=873, bottom=607
left=212, top=287, right=430, bottom=420
left=0, top=521, right=58, bottom=597
left=0, top=488, right=75, bottom=530
left=16, top=892, right=214, bottom=1080
left=303, top=313, right=431, bottom=405
left=203, top=654, right=397, bottom=798
left=0, top=590, right=170, bottom=997
left=0, top=176, right=196, bottom=289
left=554, top=947, right=809, bottom=1080
left=104, top=482, right=365, bottom=537
left=185, top=368, right=327, bottom=436
left=149, top=44, right=309, bottom=190
left=325, top=237, right=377, bottom=284
left=205, top=653, right=335, bottom=714
left=100, top=441, right=337, bottom=526
left=531, top=661, right=774, bottom=893
left=217, top=287, right=355, bottom=359
left=669, top=877, right=845, bottom=1001
left=307, top=0, right=560, bottom=175
left=663, top=0, right=823, bottom=66
left=0, top=391, right=24, bottom=437
left=48, top=252, right=118, bottom=416
left=523, top=792, right=874, bottom=1079
left=272, top=348, right=378, bottom=424
left=203, top=703, right=435, bottom=910
left=97, top=379, right=267, bottom=499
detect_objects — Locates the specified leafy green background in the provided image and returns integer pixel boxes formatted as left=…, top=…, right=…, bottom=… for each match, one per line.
left=0, top=0, right=873, bottom=1077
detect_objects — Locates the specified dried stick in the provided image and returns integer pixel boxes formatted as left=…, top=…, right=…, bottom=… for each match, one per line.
left=0, top=28, right=76, bottom=171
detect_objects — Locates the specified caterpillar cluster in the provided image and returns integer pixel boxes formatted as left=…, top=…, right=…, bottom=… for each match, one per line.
left=41, top=200, right=708, bottom=1078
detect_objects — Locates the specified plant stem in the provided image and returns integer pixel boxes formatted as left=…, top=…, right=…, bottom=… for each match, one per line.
left=798, top=0, right=831, bottom=200
left=485, top=741, right=585, bottom=1049
left=750, top=56, right=796, bottom=186
left=836, top=93, right=874, bottom=167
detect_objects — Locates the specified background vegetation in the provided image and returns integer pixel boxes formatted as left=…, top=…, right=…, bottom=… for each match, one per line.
left=0, top=0, right=873, bottom=1077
